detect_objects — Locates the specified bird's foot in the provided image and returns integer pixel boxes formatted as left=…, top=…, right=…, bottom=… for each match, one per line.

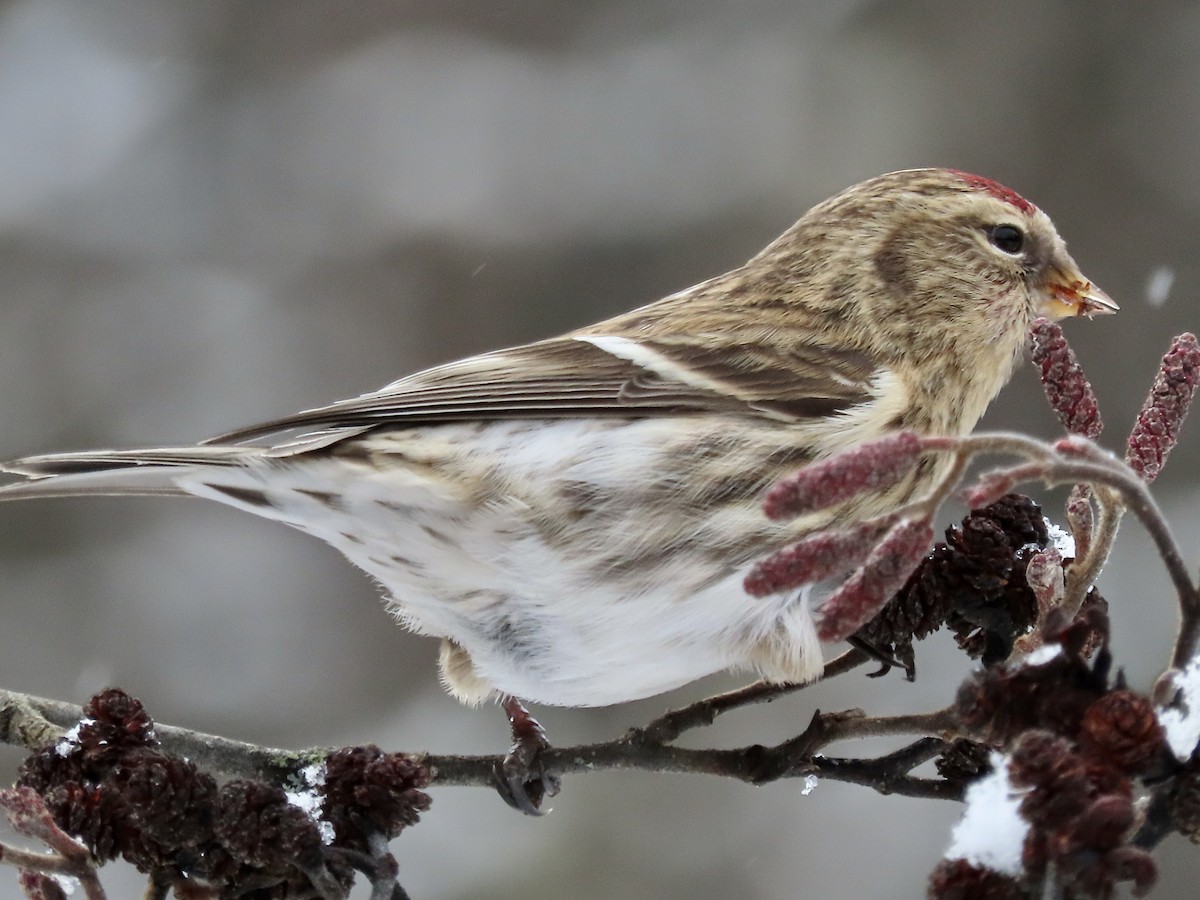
left=492, top=695, right=561, bottom=815
left=846, top=635, right=914, bottom=679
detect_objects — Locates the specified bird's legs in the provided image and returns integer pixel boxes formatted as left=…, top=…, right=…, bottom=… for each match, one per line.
left=493, top=695, right=561, bottom=815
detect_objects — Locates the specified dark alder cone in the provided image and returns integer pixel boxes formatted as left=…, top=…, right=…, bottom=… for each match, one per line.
left=17, top=689, right=158, bottom=794
left=1012, top=733, right=1107, bottom=886
left=1103, top=847, right=1158, bottom=898
left=1047, top=817, right=1157, bottom=899
left=1078, top=690, right=1168, bottom=774
left=1169, top=758, right=1200, bottom=844
left=927, top=859, right=1029, bottom=900
left=16, top=745, right=83, bottom=796
left=323, top=745, right=432, bottom=850
left=1057, top=800, right=1156, bottom=898
left=1074, top=795, right=1135, bottom=851
left=935, top=739, right=994, bottom=789
left=857, top=494, right=1048, bottom=674
left=42, top=781, right=131, bottom=861
left=955, top=610, right=1111, bottom=747
left=1009, top=731, right=1102, bottom=833
left=1007, top=730, right=1155, bottom=898
left=213, top=779, right=323, bottom=874
left=78, top=687, right=157, bottom=762
left=118, top=749, right=218, bottom=871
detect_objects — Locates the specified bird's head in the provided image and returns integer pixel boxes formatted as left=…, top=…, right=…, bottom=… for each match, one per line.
left=784, top=168, right=1116, bottom=357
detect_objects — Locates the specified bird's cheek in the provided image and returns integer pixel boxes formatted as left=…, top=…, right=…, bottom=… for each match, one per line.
left=976, top=291, right=1032, bottom=345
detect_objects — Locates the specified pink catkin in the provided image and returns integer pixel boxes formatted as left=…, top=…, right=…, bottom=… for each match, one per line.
left=1066, top=484, right=1093, bottom=559
left=816, top=519, right=934, bottom=642
left=743, top=521, right=890, bottom=597
left=20, top=872, right=67, bottom=900
left=1126, top=333, right=1200, bottom=483
left=763, top=431, right=925, bottom=521
left=1025, top=546, right=1065, bottom=609
left=1029, top=317, right=1103, bottom=438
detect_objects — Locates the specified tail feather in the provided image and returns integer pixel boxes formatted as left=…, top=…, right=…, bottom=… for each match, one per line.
left=0, top=446, right=253, bottom=501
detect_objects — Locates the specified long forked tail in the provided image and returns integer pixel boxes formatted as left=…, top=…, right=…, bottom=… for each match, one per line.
left=0, top=446, right=253, bottom=501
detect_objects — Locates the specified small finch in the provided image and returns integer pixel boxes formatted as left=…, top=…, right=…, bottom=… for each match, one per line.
left=0, top=169, right=1114, bottom=710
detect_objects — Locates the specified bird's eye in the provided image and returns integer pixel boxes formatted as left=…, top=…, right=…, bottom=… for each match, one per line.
left=988, top=224, right=1025, bottom=255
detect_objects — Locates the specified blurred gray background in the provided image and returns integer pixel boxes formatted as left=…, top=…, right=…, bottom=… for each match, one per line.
left=0, top=1, right=1197, bottom=897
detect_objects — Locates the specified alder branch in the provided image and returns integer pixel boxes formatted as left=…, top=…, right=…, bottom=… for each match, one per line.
left=0, top=684, right=960, bottom=798
left=0, top=689, right=308, bottom=783
left=929, top=431, right=1200, bottom=668
left=431, top=705, right=959, bottom=792
left=812, top=738, right=960, bottom=801
left=633, top=646, right=869, bottom=744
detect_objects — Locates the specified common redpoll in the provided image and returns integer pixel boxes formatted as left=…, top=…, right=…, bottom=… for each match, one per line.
left=0, top=169, right=1114, bottom=710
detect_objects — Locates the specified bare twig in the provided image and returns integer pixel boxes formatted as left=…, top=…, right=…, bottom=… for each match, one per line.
left=812, top=738, right=961, bottom=801
left=426, top=705, right=961, bottom=789
left=634, top=647, right=869, bottom=745
left=0, top=684, right=959, bottom=802
left=0, top=689, right=320, bottom=783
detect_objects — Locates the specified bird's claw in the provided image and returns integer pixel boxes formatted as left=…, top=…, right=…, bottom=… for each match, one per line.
left=493, top=696, right=561, bottom=815
left=846, top=635, right=913, bottom=679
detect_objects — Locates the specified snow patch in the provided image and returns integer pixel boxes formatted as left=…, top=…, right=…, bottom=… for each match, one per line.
left=285, top=761, right=335, bottom=844
left=1023, top=644, right=1062, bottom=667
left=1158, top=655, right=1200, bottom=760
left=54, top=719, right=92, bottom=757
left=1043, top=519, right=1076, bottom=558
left=945, top=754, right=1027, bottom=875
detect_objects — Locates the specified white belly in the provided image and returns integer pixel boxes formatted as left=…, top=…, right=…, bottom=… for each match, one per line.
left=180, top=417, right=824, bottom=706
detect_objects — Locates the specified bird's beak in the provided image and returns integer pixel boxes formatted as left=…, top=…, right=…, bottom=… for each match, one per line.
left=1039, top=264, right=1119, bottom=319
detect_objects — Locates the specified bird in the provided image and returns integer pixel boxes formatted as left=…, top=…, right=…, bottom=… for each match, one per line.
left=0, top=169, right=1114, bottom=794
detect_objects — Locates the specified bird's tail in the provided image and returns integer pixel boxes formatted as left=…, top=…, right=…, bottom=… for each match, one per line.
left=0, top=446, right=252, bottom=501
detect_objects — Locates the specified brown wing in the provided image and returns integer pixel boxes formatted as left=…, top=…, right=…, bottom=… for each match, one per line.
left=203, top=334, right=879, bottom=447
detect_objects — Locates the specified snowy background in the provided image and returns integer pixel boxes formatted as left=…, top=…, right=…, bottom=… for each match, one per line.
left=0, top=1, right=1198, bottom=897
